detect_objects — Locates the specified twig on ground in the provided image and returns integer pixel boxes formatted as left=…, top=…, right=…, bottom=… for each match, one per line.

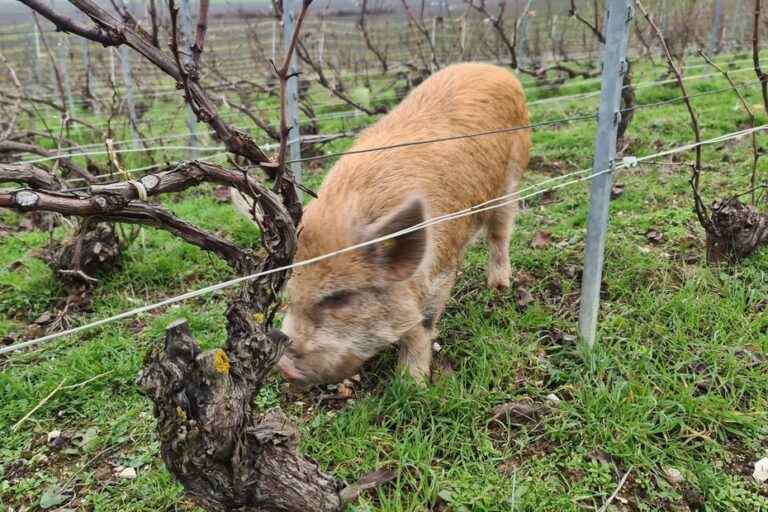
left=597, top=468, right=633, bottom=512
left=12, top=377, right=68, bottom=431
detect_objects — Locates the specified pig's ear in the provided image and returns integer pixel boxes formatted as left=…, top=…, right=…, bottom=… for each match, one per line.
left=363, top=197, right=427, bottom=281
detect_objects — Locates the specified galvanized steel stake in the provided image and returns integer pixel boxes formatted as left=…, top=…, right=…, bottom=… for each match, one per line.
left=119, top=46, right=142, bottom=149
left=180, top=0, right=199, bottom=159
left=58, top=35, right=76, bottom=117
left=708, top=0, right=724, bottom=54
left=282, top=0, right=303, bottom=200
left=578, top=0, right=633, bottom=348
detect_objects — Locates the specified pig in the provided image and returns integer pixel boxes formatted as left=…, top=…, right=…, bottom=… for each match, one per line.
left=238, top=62, right=530, bottom=386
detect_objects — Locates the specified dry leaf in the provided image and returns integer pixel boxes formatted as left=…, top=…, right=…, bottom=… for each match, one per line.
left=34, top=311, right=53, bottom=325
left=531, top=231, right=551, bottom=249
left=116, top=467, right=137, bottom=479
left=515, top=286, right=534, bottom=309
left=645, top=229, right=663, bottom=244
left=490, top=399, right=545, bottom=427
left=663, top=466, right=685, bottom=484
left=339, top=468, right=397, bottom=503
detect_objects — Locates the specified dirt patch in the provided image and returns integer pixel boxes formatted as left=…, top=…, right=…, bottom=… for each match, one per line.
left=528, top=156, right=568, bottom=176
left=495, top=438, right=557, bottom=475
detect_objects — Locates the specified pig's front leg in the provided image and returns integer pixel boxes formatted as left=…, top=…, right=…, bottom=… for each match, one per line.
left=398, top=325, right=432, bottom=383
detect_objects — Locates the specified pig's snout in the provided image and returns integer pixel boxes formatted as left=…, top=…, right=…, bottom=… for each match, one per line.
left=276, top=355, right=305, bottom=382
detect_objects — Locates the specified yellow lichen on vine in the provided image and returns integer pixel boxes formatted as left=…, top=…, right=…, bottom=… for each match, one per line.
left=213, top=349, right=230, bottom=375
left=253, top=312, right=265, bottom=323
left=176, top=406, right=187, bottom=422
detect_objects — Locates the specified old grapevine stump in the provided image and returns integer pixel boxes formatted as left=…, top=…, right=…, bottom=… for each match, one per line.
left=706, top=198, right=768, bottom=263
left=47, top=223, right=122, bottom=285
left=136, top=314, right=341, bottom=512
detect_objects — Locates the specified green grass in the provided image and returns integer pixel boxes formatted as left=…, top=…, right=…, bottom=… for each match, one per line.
left=2, top=54, right=768, bottom=511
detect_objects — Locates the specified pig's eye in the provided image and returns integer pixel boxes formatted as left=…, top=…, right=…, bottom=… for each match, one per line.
left=319, top=290, right=354, bottom=309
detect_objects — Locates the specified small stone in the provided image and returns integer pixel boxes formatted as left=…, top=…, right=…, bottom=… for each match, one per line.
left=350, top=374, right=361, bottom=382
left=544, top=393, right=561, bottom=404
left=47, top=430, right=62, bottom=443
left=663, top=466, right=685, bottom=484
left=754, top=457, right=768, bottom=483
left=116, top=467, right=137, bottom=479
left=432, top=342, right=442, bottom=352
left=47, top=430, right=67, bottom=450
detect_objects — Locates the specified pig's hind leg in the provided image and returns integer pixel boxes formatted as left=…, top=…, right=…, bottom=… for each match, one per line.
left=485, top=165, right=520, bottom=290
left=485, top=202, right=516, bottom=290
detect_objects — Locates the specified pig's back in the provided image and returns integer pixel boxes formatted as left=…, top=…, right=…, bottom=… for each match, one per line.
left=306, top=63, right=530, bottom=268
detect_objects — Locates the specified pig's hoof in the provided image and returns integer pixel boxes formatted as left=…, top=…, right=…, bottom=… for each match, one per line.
left=398, top=364, right=431, bottom=387
left=412, top=371, right=430, bottom=388
left=487, top=269, right=511, bottom=291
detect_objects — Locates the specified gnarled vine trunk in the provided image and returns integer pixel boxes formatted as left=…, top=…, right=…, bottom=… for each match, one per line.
left=136, top=318, right=342, bottom=512
left=706, top=198, right=768, bottom=263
